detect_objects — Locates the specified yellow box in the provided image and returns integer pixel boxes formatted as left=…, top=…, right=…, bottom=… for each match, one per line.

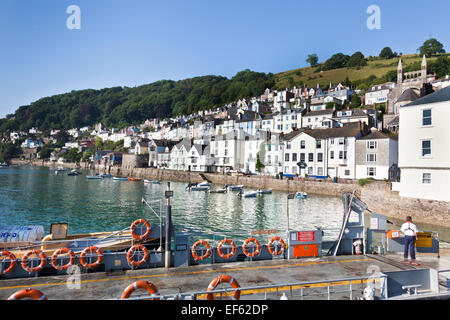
left=415, top=232, right=432, bottom=248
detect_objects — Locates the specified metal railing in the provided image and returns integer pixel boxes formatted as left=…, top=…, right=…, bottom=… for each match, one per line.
left=115, top=274, right=388, bottom=300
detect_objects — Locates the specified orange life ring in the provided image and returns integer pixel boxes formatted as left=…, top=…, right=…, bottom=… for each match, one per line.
left=120, top=281, right=160, bottom=299
left=80, top=246, right=103, bottom=269
left=51, top=248, right=76, bottom=271
left=191, top=240, right=211, bottom=261
left=242, top=238, right=261, bottom=257
left=8, top=288, right=48, bottom=300
left=21, top=249, right=47, bottom=273
left=217, top=239, right=236, bottom=259
left=130, top=219, right=152, bottom=241
left=0, top=251, right=17, bottom=275
left=206, top=275, right=241, bottom=300
left=126, top=244, right=149, bottom=267
left=268, top=236, right=285, bottom=256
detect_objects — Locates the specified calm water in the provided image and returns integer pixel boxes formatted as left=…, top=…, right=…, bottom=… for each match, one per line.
left=1, top=166, right=448, bottom=243
left=0, top=166, right=345, bottom=239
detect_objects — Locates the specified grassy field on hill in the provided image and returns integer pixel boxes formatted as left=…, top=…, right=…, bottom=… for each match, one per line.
left=274, top=53, right=449, bottom=90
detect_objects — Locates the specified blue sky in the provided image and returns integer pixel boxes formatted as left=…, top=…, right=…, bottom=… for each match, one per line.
left=0, top=0, right=449, bottom=118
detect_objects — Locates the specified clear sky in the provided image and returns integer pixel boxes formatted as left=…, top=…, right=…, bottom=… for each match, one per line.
left=1, top=0, right=449, bottom=118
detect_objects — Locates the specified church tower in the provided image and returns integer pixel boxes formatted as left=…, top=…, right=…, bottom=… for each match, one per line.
left=397, top=59, right=403, bottom=84
left=421, top=55, right=427, bottom=83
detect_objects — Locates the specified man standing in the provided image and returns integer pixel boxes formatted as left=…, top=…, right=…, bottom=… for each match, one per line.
left=400, top=216, right=419, bottom=264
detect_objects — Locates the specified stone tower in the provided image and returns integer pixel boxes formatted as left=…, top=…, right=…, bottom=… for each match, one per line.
left=421, top=54, right=427, bottom=83
left=397, top=59, right=403, bottom=84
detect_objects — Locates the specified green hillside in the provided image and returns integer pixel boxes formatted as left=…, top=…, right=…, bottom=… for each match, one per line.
left=274, top=53, right=450, bottom=90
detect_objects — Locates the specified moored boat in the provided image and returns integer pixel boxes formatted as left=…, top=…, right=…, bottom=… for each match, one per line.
left=237, top=190, right=258, bottom=198
left=113, top=176, right=129, bottom=181
left=100, top=173, right=112, bottom=178
left=227, top=185, right=244, bottom=191
left=295, top=192, right=308, bottom=199
left=144, top=179, right=152, bottom=184
left=128, top=177, right=142, bottom=182
left=257, top=189, right=272, bottom=195
left=87, top=175, right=102, bottom=179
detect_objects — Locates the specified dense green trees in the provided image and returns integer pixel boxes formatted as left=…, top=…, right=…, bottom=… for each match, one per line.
left=0, top=70, right=274, bottom=134
left=347, top=52, right=367, bottom=68
left=379, top=47, right=396, bottom=59
left=0, top=143, right=21, bottom=162
left=419, top=38, right=445, bottom=58
left=306, top=54, right=319, bottom=67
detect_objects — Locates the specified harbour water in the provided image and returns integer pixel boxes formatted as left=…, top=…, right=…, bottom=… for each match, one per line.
left=1, top=166, right=449, bottom=244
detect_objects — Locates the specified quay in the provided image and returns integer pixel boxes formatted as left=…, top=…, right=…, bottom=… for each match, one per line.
left=0, top=252, right=449, bottom=300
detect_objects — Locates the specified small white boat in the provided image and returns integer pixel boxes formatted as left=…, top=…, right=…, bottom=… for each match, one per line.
left=258, top=189, right=272, bottom=195
left=238, top=190, right=258, bottom=198
left=87, top=175, right=102, bottom=180
left=144, top=179, right=152, bottom=184
left=198, top=181, right=211, bottom=187
left=113, top=177, right=129, bottom=181
left=186, top=184, right=209, bottom=191
left=227, top=185, right=244, bottom=191
left=295, top=192, right=308, bottom=199
left=152, top=180, right=161, bottom=184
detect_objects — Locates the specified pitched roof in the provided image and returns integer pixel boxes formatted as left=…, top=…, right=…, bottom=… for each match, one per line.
left=303, top=124, right=361, bottom=139
left=304, top=109, right=335, bottom=117
left=358, top=130, right=392, bottom=140
left=397, top=88, right=420, bottom=103
left=403, top=86, right=450, bottom=107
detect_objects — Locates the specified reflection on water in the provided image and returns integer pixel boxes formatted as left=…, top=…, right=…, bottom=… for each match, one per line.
left=1, top=166, right=448, bottom=243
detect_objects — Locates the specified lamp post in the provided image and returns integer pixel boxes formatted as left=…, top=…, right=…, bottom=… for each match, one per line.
left=164, top=182, right=174, bottom=269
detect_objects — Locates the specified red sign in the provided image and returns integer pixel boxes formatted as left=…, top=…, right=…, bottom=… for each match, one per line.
left=298, top=231, right=315, bottom=242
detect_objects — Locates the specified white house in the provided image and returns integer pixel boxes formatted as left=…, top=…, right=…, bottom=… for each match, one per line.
left=210, top=129, right=247, bottom=173
left=398, top=87, right=450, bottom=202
left=169, top=138, right=191, bottom=171
left=187, top=144, right=214, bottom=172
left=365, top=83, right=396, bottom=106
left=243, top=131, right=267, bottom=174
left=263, top=132, right=283, bottom=175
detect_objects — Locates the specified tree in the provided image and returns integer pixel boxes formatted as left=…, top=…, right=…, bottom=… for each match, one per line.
left=65, top=148, right=81, bottom=163
left=306, top=54, right=319, bottom=67
left=350, top=94, right=362, bottom=108
left=428, top=55, right=450, bottom=78
left=347, top=52, right=367, bottom=67
left=38, top=144, right=55, bottom=159
left=419, top=38, right=445, bottom=58
left=322, top=53, right=350, bottom=71
left=0, top=143, right=21, bottom=162
left=255, top=154, right=265, bottom=173
left=379, top=47, right=395, bottom=59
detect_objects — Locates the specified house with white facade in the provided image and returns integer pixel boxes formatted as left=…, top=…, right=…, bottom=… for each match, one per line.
left=355, top=128, right=398, bottom=180
left=365, top=82, right=396, bottom=106
left=262, top=132, right=283, bottom=175
left=187, top=143, right=214, bottom=172
left=210, top=129, right=248, bottom=173
left=302, top=109, right=336, bottom=129
left=243, top=131, right=268, bottom=174
left=398, top=86, right=450, bottom=202
left=281, top=124, right=362, bottom=179
left=169, top=138, right=191, bottom=171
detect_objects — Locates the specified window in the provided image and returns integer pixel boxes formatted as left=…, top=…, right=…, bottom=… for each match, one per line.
left=339, top=138, right=345, bottom=145
left=367, top=141, right=377, bottom=149
left=317, top=167, right=323, bottom=176
left=285, top=153, right=290, bottom=162
left=422, top=140, right=431, bottom=157
left=367, top=167, right=376, bottom=177
left=345, top=170, right=350, bottom=176
left=267, top=155, right=271, bottom=164
left=300, top=140, right=305, bottom=149
left=292, top=167, right=297, bottom=174
left=286, top=142, right=291, bottom=150
left=330, top=151, right=334, bottom=159
left=284, top=166, right=289, bottom=174
left=224, top=149, right=228, bottom=156
left=300, top=153, right=305, bottom=162
left=330, top=139, right=335, bottom=145
left=268, top=145, right=271, bottom=152
left=308, top=153, right=314, bottom=162
left=366, top=154, right=377, bottom=162
left=422, top=109, right=432, bottom=126
left=316, top=140, right=322, bottom=149
left=292, top=153, right=297, bottom=162
left=422, top=173, right=431, bottom=184
left=317, top=153, right=323, bottom=162
left=308, top=167, right=313, bottom=175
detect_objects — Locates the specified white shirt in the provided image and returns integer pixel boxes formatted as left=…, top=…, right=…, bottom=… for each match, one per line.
left=401, top=222, right=418, bottom=237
